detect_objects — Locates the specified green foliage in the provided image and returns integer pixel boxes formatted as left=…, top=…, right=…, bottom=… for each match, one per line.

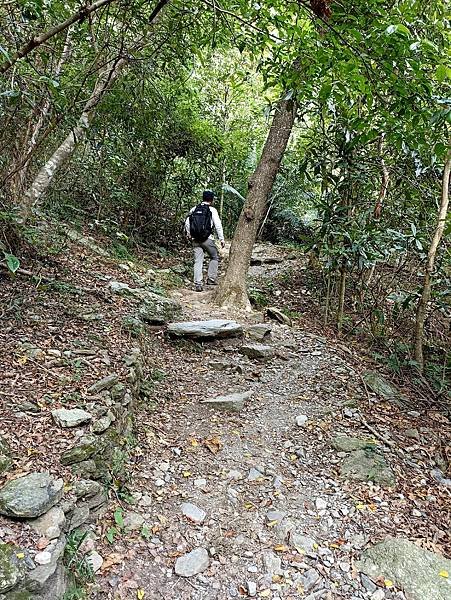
left=64, top=530, right=94, bottom=599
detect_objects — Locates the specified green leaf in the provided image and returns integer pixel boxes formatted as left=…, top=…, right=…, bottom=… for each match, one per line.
left=4, top=253, right=20, bottom=273
left=106, top=527, right=116, bottom=543
left=114, top=508, right=124, bottom=528
left=436, top=65, right=450, bottom=83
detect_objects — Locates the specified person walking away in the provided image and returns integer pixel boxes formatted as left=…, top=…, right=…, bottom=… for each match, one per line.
left=185, top=190, right=225, bottom=292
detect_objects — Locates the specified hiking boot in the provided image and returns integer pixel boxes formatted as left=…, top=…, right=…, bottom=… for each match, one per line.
left=195, top=284, right=203, bottom=292
left=206, top=278, right=217, bottom=286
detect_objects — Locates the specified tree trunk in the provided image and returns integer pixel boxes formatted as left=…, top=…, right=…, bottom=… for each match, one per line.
left=20, top=56, right=127, bottom=221
left=337, top=267, right=346, bottom=333
left=413, top=151, right=451, bottom=371
left=214, top=98, right=296, bottom=309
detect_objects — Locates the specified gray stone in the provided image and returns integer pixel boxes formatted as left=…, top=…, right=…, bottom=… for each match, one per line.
left=61, top=435, right=100, bottom=465
left=358, top=538, right=451, bottom=600
left=332, top=436, right=376, bottom=452
left=371, top=591, right=385, bottom=600
left=0, top=543, right=25, bottom=593
left=341, top=449, right=395, bottom=487
left=138, top=294, right=180, bottom=325
left=301, top=568, right=320, bottom=592
left=289, top=532, right=317, bottom=554
left=248, top=468, right=264, bottom=482
left=122, top=315, right=145, bottom=336
left=239, top=343, right=274, bottom=360
left=51, top=408, right=92, bottom=428
left=262, top=551, right=281, bottom=574
left=360, top=573, right=377, bottom=593
left=88, top=374, right=119, bottom=394
left=70, top=459, right=98, bottom=479
left=246, top=324, right=272, bottom=341
left=0, top=472, right=63, bottom=518
left=266, top=510, right=285, bottom=523
left=296, top=415, right=308, bottom=427
left=92, top=415, right=112, bottom=434
left=405, top=428, right=420, bottom=440
left=181, top=503, right=206, bottom=524
left=27, top=533, right=66, bottom=596
left=0, top=437, right=12, bottom=476
left=266, top=307, right=292, bottom=326
left=174, top=548, right=210, bottom=577
left=67, top=505, right=90, bottom=531
left=315, top=498, right=327, bottom=511
left=123, top=511, right=145, bottom=531
left=363, top=371, right=407, bottom=405
left=247, top=581, right=257, bottom=597
left=30, top=507, right=66, bottom=540
left=201, top=390, right=252, bottom=412
left=167, top=319, right=243, bottom=339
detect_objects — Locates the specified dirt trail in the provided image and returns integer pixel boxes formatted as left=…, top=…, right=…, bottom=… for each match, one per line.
left=93, top=253, right=447, bottom=600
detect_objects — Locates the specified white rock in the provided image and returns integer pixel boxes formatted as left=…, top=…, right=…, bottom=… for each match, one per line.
left=124, top=511, right=145, bottom=531
left=139, top=494, right=153, bottom=507
left=51, top=408, right=92, bottom=428
left=181, top=502, right=206, bottom=524
left=87, top=550, right=103, bottom=573
left=175, top=548, right=209, bottom=577
left=296, top=415, right=308, bottom=427
left=371, top=590, right=385, bottom=600
left=30, top=506, right=66, bottom=540
left=35, top=551, right=52, bottom=565
left=247, top=581, right=257, bottom=597
left=315, top=498, right=327, bottom=511
left=227, top=470, right=243, bottom=480
left=194, top=478, right=207, bottom=488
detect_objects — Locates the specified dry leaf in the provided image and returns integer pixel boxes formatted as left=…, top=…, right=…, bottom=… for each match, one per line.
left=439, top=570, right=449, bottom=578
left=203, top=436, right=222, bottom=454
left=273, top=544, right=289, bottom=552
left=137, top=590, right=145, bottom=599
left=101, top=552, right=125, bottom=572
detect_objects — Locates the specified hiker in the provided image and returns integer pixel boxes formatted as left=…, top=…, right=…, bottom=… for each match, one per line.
left=185, top=190, right=225, bottom=292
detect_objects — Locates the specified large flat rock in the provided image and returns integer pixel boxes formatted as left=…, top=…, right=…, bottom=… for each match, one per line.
left=358, top=538, right=451, bottom=600
left=167, top=319, right=243, bottom=339
left=0, top=472, right=63, bottom=518
left=201, top=391, right=252, bottom=412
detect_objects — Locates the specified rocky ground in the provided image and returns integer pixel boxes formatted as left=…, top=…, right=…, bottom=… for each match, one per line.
left=0, top=235, right=450, bottom=600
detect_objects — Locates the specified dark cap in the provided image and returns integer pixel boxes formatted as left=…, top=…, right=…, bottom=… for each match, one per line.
left=203, top=190, right=215, bottom=202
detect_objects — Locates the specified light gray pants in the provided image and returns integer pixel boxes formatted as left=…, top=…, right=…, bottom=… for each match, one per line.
left=193, top=239, right=219, bottom=285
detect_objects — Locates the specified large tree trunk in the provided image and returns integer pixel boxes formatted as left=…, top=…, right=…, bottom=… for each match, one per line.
left=214, top=98, right=296, bottom=309
left=413, top=151, right=451, bottom=371
left=20, top=56, right=127, bottom=221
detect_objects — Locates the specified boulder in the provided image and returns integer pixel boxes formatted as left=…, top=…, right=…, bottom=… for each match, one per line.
left=363, top=371, right=407, bottom=406
left=266, top=307, right=292, bottom=326
left=358, top=538, right=451, bottom=600
left=167, top=319, right=243, bottom=339
left=175, top=548, right=210, bottom=577
left=0, top=473, right=63, bottom=518
left=246, top=324, right=272, bottom=341
left=51, top=408, right=92, bottom=428
left=239, top=343, right=274, bottom=360
left=331, top=436, right=376, bottom=452
left=61, top=435, right=100, bottom=466
left=0, top=544, right=26, bottom=593
left=138, top=293, right=180, bottom=325
left=121, top=315, right=145, bottom=336
left=341, top=449, right=395, bottom=486
left=30, top=507, right=66, bottom=540
left=201, top=391, right=252, bottom=412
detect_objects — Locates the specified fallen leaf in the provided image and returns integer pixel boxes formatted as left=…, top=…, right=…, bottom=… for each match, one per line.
left=203, top=436, right=222, bottom=454
left=274, top=544, right=289, bottom=552
left=259, top=590, right=271, bottom=597
left=182, top=471, right=191, bottom=477
left=36, top=538, right=50, bottom=550
left=16, top=553, right=24, bottom=559
left=267, top=520, right=278, bottom=528
left=101, top=552, right=125, bottom=572
left=384, top=579, right=393, bottom=588
left=137, top=589, right=145, bottom=599
left=439, top=570, right=449, bottom=578
left=189, top=438, right=198, bottom=447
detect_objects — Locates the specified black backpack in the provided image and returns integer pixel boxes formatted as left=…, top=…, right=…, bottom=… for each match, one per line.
left=188, top=204, right=213, bottom=242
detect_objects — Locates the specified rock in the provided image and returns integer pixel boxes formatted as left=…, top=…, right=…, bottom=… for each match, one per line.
left=341, top=449, right=395, bottom=487
left=61, top=435, right=100, bottom=465
left=266, top=510, right=285, bottom=523
left=332, top=436, right=376, bottom=452
left=174, top=548, right=210, bottom=577
left=27, top=533, right=66, bottom=597
left=51, top=408, right=93, bottom=428
left=266, top=307, right=292, bottom=326
left=262, top=551, right=281, bottom=574
left=88, top=374, right=119, bottom=394
left=405, top=428, right=420, bottom=440
left=123, top=511, right=145, bottom=531
left=86, top=550, right=103, bottom=573
left=358, top=537, right=451, bottom=600
left=246, top=324, right=272, bottom=341
left=239, top=343, right=274, bottom=360
left=30, top=507, right=66, bottom=540
left=201, top=390, right=252, bottom=412
left=35, top=552, right=52, bottom=566
left=289, top=532, right=317, bottom=554
left=360, top=573, right=377, bottom=593
left=302, top=568, right=320, bottom=592
left=139, top=494, right=152, bottom=508
left=296, top=415, right=308, bottom=427
left=315, top=498, right=327, bottom=511
left=371, top=590, right=385, bottom=600
left=248, top=468, right=264, bottom=482
left=247, top=581, right=257, bottom=597
left=363, top=371, right=407, bottom=406
left=138, top=293, right=181, bottom=325
left=67, top=505, right=90, bottom=531
left=70, top=459, right=98, bottom=479
left=167, top=319, right=243, bottom=339
left=0, top=472, right=63, bottom=518
left=122, top=315, right=145, bottom=336
left=181, top=503, right=206, bottom=524
left=0, top=543, right=26, bottom=593
left=92, top=415, right=112, bottom=434
left=0, top=437, right=12, bottom=475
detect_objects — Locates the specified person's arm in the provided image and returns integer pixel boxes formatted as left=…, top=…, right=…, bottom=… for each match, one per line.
left=185, top=207, right=194, bottom=238
left=210, top=207, right=225, bottom=244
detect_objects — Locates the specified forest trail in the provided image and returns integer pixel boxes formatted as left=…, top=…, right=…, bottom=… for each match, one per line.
left=93, top=249, right=448, bottom=600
